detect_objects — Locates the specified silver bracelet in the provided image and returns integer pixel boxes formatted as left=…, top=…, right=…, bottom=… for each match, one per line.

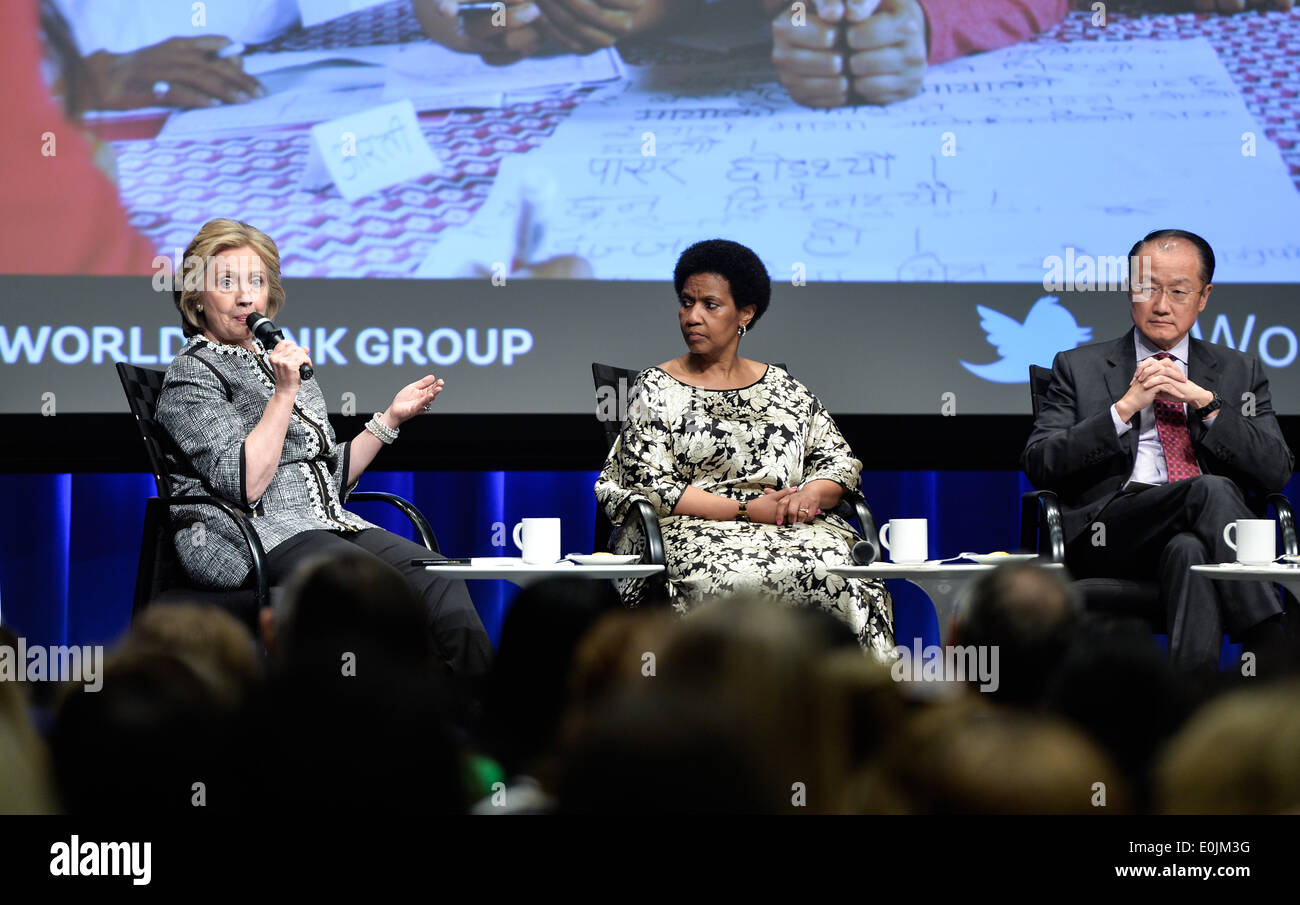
left=365, top=413, right=399, bottom=445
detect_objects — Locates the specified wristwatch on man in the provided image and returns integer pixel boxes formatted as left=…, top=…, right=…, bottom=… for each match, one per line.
left=1194, top=391, right=1222, bottom=419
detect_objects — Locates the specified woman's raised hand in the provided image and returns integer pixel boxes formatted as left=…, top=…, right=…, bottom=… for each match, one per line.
left=387, top=375, right=445, bottom=425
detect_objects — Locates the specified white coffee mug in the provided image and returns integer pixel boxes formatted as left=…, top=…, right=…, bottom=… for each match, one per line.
left=513, top=517, right=561, bottom=564
left=879, top=518, right=928, bottom=563
left=1223, top=519, right=1276, bottom=564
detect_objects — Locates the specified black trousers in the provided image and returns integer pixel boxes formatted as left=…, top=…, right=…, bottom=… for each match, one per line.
left=1066, top=475, right=1282, bottom=671
left=265, top=528, right=494, bottom=679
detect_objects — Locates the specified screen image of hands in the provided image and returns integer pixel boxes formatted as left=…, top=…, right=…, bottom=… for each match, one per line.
left=74, top=36, right=265, bottom=112
left=412, top=0, right=681, bottom=64
left=769, top=0, right=927, bottom=107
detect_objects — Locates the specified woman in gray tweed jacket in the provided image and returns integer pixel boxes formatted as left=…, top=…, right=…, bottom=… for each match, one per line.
left=155, top=218, right=491, bottom=678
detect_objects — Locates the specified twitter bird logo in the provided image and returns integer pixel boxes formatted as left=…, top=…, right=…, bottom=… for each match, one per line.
left=961, top=296, right=1093, bottom=384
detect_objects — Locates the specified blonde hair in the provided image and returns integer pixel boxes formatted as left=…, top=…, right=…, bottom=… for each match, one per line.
left=1156, top=679, right=1300, bottom=814
left=174, top=218, right=285, bottom=338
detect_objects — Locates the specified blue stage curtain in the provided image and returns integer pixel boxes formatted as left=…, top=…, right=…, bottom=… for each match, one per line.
left=4, top=471, right=1292, bottom=654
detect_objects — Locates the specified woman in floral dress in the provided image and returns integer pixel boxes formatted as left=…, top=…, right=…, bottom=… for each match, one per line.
left=595, top=239, right=895, bottom=661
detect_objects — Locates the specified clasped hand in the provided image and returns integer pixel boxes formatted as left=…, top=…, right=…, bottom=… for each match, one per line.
left=746, top=485, right=823, bottom=526
left=770, top=0, right=927, bottom=108
left=1117, top=356, right=1212, bottom=422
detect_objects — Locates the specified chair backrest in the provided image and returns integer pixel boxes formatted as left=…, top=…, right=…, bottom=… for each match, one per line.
left=592, top=361, right=790, bottom=452
left=115, top=362, right=177, bottom=498
left=1028, top=364, right=1053, bottom=418
left=592, top=363, right=642, bottom=452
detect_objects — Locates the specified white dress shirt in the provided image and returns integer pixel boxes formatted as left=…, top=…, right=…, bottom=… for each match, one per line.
left=1110, top=327, right=1216, bottom=486
left=54, top=0, right=299, bottom=54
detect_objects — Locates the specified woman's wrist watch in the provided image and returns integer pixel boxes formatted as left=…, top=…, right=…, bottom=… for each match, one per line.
left=735, top=499, right=750, bottom=522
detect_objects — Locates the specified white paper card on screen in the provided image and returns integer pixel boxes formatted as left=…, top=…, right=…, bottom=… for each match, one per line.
left=303, top=99, right=442, bottom=201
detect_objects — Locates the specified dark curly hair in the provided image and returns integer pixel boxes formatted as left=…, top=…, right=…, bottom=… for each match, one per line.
left=673, top=239, right=771, bottom=329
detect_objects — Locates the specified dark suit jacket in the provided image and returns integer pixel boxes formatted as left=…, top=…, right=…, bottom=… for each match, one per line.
left=1021, top=330, right=1294, bottom=544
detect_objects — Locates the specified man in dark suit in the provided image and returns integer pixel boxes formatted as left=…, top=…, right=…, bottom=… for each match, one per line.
left=1022, top=229, right=1294, bottom=672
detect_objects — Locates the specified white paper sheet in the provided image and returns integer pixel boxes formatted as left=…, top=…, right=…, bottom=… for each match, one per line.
left=158, top=42, right=624, bottom=137
left=421, top=39, right=1300, bottom=281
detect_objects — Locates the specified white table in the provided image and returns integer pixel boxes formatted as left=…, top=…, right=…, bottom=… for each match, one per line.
left=1190, top=563, right=1300, bottom=600
left=829, top=561, right=1064, bottom=643
left=423, top=560, right=664, bottom=588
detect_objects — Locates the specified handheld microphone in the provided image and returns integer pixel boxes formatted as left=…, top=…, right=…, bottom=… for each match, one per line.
left=245, top=312, right=313, bottom=381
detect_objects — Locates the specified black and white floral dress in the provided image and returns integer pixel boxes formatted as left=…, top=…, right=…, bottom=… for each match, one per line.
left=595, top=365, right=895, bottom=661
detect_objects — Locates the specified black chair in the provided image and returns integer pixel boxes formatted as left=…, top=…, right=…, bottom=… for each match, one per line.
left=1020, top=363, right=1297, bottom=631
left=115, top=362, right=438, bottom=629
left=591, top=362, right=882, bottom=603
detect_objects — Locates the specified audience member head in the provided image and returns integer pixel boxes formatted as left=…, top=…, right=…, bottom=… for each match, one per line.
left=846, top=698, right=1130, bottom=814
left=814, top=648, right=909, bottom=791
left=952, top=562, right=1081, bottom=707
left=50, top=648, right=233, bottom=812
left=234, top=637, right=469, bottom=814
left=125, top=602, right=259, bottom=708
left=658, top=594, right=844, bottom=809
left=551, top=685, right=778, bottom=814
left=548, top=595, right=843, bottom=812
left=567, top=607, right=675, bottom=722
left=1044, top=616, right=1190, bottom=812
left=265, top=551, right=431, bottom=669
left=1155, top=679, right=1300, bottom=814
left=480, top=576, right=619, bottom=778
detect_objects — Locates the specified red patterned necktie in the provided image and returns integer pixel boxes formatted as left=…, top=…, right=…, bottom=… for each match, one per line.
left=1151, top=352, right=1202, bottom=482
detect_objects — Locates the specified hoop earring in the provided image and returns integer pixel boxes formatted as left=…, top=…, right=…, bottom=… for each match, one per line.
left=737, top=324, right=747, bottom=338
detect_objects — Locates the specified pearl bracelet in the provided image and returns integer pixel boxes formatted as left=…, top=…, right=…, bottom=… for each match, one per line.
left=365, top=413, right=399, bottom=445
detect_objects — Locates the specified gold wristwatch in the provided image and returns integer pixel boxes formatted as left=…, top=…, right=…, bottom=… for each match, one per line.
left=736, top=499, right=750, bottom=522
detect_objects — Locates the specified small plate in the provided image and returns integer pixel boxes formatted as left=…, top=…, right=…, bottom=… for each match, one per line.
left=565, top=554, right=640, bottom=566
left=961, top=553, right=1041, bottom=565
left=1281, top=555, right=1300, bottom=565
left=868, top=560, right=945, bottom=569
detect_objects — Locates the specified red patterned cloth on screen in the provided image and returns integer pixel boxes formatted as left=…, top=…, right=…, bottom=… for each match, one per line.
left=919, top=0, right=1071, bottom=64
left=0, top=1, right=156, bottom=275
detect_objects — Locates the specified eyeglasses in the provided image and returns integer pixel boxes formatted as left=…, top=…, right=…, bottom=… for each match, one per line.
left=1130, top=284, right=1203, bottom=302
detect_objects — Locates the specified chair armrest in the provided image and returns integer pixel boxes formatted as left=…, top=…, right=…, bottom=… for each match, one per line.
left=611, top=498, right=667, bottom=602
left=1020, top=490, right=1065, bottom=562
left=157, top=496, right=270, bottom=609
left=348, top=491, right=439, bottom=552
left=1268, top=492, right=1298, bottom=556
left=624, top=499, right=666, bottom=566
left=833, top=489, right=880, bottom=565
